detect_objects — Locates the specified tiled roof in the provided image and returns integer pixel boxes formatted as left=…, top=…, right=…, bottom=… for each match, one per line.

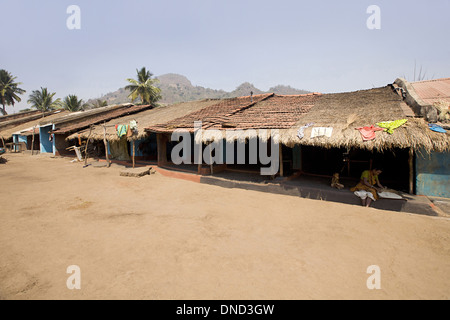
left=410, top=78, right=450, bottom=105
left=209, top=93, right=320, bottom=130
left=156, top=93, right=273, bottom=131
left=146, top=93, right=321, bottom=133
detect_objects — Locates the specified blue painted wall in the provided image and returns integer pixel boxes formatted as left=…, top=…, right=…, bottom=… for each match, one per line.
left=416, top=150, right=450, bottom=198
left=132, top=135, right=157, bottom=157
left=12, top=134, right=28, bottom=151
left=18, top=135, right=27, bottom=146
left=39, top=125, right=53, bottom=153
left=133, top=138, right=145, bottom=157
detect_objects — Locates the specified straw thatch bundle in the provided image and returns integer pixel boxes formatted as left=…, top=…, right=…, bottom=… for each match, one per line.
left=279, top=86, right=449, bottom=152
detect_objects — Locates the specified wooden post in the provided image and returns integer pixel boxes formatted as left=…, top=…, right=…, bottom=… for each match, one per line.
left=207, top=142, right=213, bottom=175
left=84, top=126, right=93, bottom=166
left=156, top=133, right=167, bottom=167
left=279, top=143, right=284, bottom=177
left=409, top=148, right=414, bottom=194
left=31, top=126, right=36, bottom=156
left=103, top=125, right=110, bottom=168
left=197, top=142, right=202, bottom=174
left=132, top=139, right=136, bottom=168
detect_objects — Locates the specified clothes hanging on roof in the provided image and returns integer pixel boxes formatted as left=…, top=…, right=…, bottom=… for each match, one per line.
left=116, top=125, right=128, bottom=138
left=297, top=123, right=314, bottom=139
left=130, top=120, right=138, bottom=131
left=126, top=125, right=132, bottom=138
left=355, top=125, right=384, bottom=141
left=310, top=127, right=333, bottom=138
left=428, top=123, right=447, bottom=133
left=376, top=119, right=407, bottom=134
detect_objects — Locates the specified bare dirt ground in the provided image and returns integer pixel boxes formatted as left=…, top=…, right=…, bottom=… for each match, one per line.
left=1, top=153, right=449, bottom=300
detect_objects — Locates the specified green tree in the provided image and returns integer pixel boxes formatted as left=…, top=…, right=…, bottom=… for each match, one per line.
left=61, top=94, right=88, bottom=112
left=27, top=87, right=61, bottom=112
left=125, top=67, right=161, bottom=105
left=90, top=99, right=108, bottom=109
left=0, top=69, right=26, bottom=115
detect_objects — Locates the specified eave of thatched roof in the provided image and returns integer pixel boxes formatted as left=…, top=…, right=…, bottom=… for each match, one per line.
left=65, top=99, right=221, bottom=141
left=279, top=86, right=449, bottom=152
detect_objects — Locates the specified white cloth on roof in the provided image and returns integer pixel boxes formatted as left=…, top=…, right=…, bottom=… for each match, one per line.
left=297, top=123, right=314, bottom=139
left=311, top=127, right=333, bottom=138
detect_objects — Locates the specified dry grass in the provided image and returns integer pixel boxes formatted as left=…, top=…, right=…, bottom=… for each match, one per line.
left=280, top=87, right=450, bottom=152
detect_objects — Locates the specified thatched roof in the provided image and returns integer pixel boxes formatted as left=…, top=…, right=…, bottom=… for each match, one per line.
left=0, top=110, right=43, bottom=123
left=0, top=110, right=69, bottom=140
left=67, top=86, right=449, bottom=152
left=66, top=99, right=221, bottom=141
left=52, top=104, right=151, bottom=134
left=0, top=109, right=63, bottom=132
left=279, top=86, right=449, bottom=152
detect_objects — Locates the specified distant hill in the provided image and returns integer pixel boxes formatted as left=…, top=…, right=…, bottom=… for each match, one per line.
left=88, top=73, right=311, bottom=106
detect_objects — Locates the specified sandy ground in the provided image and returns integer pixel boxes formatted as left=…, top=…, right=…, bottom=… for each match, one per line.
left=0, top=153, right=449, bottom=300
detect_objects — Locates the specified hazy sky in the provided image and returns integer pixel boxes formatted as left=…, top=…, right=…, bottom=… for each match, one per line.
left=1, top=0, right=449, bottom=112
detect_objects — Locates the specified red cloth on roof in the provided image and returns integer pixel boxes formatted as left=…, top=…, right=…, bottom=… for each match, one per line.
left=356, top=125, right=384, bottom=141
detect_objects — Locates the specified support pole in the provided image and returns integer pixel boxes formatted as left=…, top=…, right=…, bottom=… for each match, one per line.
left=103, top=125, right=110, bottom=168
left=279, top=143, right=283, bottom=177
left=209, top=143, right=213, bottom=175
left=197, top=142, right=203, bottom=174
left=31, top=126, right=36, bottom=156
left=156, top=133, right=168, bottom=167
left=132, top=139, right=136, bottom=168
left=409, top=148, right=414, bottom=194
left=84, top=126, right=93, bottom=166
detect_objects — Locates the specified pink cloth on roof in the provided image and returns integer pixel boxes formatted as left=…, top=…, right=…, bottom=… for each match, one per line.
left=356, top=126, right=384, bottom=141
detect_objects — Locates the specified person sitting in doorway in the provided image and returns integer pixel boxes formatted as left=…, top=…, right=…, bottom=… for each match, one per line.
left=350, top=168, right=386, bottom=207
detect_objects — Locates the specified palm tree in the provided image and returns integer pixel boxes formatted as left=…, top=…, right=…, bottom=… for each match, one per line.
left=90, top=99, right=108, bottom=109
left=0, top=69, right=26, bottom=115
left=27, top=87, right=61, bottom=112
left=61, top=94, right=88, bottom=112
left=125, top=67, right=161, bottom=105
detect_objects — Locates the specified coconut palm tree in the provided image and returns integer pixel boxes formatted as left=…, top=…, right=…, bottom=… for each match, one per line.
left=27, top=87, right=61, bottom=112
left=0, top=69, right=26, bottom=115
left=125, top=67, right=161, bottom=105
left=61, top=94, right=88, bottom=112
left=90, top=99, right=108, bottom=109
